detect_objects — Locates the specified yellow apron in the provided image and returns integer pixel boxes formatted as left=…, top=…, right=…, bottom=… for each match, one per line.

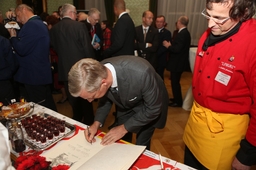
left=183, top=102, right=249, bottom=170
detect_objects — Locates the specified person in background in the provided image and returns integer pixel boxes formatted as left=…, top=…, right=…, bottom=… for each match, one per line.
left=50, top=3, right=95, bottom=125
left=40, top=12, right=49, bottom=25
left=0, top=35, right=17, bottom=105
left=52, top=11, right=60, bottom=20
left=77, top=12, right=88, bottom=22
left=83, top=8, right=103, bottom=61
left=101, top=20, right=112, bottom=51
left=163, top=16, right=191, bottom=107
left=0, top=11, right=10, bottom=38
left=135, top=10, right=158, bottom=70
left=7, top=4, right=56, bottom=111
left=68, top=56, right=168, bottom=150
left=155, top=15, right=171, bottom=80
left=102, top=0, right=135, bottom=59
left=46, top=15, right=67, bottom=104
left=183, top=0, right=256, bottom=169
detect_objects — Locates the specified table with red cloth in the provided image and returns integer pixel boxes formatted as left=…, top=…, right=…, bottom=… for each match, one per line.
left=11, top=103, right=195, bottom=170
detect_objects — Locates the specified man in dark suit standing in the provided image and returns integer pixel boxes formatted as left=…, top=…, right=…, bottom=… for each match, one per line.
left=102, top=0, right=135, bottom=59
left=7, top=4, right=56, bottom=111
left=0, top=35, right=17, bottom=105
left=68, top=56, right=169, bottom=150
left=163, top=16, right=191, bottom=107
left=155, top=15, right=171, bottom=79
left=135, top=11, right=159, bottom=70
left=83, top=8, right=103, bottom=61
left=50, top=3, right=95, bottom=125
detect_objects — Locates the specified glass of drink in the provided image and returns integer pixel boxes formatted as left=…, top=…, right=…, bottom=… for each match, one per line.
left=46, top=130, right=53, bottom=140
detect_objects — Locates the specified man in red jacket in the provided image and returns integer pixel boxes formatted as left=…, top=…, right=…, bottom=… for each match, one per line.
left=183, top=0, right=256, bottom=169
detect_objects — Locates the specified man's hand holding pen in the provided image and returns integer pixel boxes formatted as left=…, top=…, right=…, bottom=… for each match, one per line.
left=84, top=121, right=100, bottom=144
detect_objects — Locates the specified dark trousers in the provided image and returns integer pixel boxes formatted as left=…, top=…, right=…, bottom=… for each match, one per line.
left=64, top=82, right=94, bottom=125
left=156, top=65, right=165, bottom=80
left=170, top=71, right=183, bottom=105
left=184, top=146, right=208, bottom=170
left=19, top=83, right=57, bottom=111
left=117, top=120, right=155, bottom=150
left=136, top=124, right=155, bottom=150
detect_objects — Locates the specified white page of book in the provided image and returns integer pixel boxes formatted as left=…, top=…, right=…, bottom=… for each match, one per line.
left=77, top=142, right=146, bottom=170
left=41, top=130, right=145, bottom=170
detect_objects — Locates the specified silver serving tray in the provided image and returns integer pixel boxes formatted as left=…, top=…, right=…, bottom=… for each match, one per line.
left=22, top=113, right=76, bottom=151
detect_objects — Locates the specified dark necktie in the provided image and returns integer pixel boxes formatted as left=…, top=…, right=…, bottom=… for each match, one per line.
left=91, top=26, right=95, bottom=37
left=109, top=87, right=121, bottom=103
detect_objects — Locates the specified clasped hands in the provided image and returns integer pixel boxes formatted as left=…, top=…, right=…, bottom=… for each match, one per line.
left=163, top=40, right=171, bottom=48
left=84, top=121, right=128, bottom=145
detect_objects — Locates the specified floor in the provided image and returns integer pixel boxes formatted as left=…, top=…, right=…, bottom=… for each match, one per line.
left=53, top=70, right=256, bottom=169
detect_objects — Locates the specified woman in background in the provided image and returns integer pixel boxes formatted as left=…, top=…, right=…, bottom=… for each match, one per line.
left=101, top=20, right=112, bottom=52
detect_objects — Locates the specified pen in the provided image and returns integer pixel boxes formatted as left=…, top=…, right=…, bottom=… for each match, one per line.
left=87, top=125, right=92, bottom=145
left=159, top=153, right=163, bottom=170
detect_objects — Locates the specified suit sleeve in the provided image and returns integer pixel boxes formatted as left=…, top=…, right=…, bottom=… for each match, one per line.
left=168, top=31, right=187, bottom=54
left=146, top=30, right=159, bottom=53
left=158, top=30, right=171, bottom=56
left=80, top=24, right=96, bottom=59
left=94, top=95, right=113, bottom=126
left=103, top=18, right=128, bottom=58
left=0, top=37, right=17, bottom=80
left=123, top=68, right=163, bottom=133
left=10, top=22, right=43, bottom=57
left=141, top=29, right=159, bottom=53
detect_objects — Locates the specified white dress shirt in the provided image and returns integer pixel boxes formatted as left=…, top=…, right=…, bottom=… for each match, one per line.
left=104, top=63, right=118, bottom=89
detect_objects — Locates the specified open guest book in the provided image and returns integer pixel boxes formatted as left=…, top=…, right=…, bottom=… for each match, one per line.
left=41, top=130, right=146, bottom=170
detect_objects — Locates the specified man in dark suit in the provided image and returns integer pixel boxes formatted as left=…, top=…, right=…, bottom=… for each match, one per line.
left=50, top=3, right=95, bottom=125
left=102, top=0, right=135, bottom=59
left=163, top=16, right=191, bottom=107
left=83, top=8, right=103, bottom=61
left=7, top=4, right=56, bottom=111
left=68, top=56, right=169, bottom=150
left=155, top=15, right=171, bottom=79
left=135, top=10, right=159, bottom=70
left=0, top=35, right=17, bottom=105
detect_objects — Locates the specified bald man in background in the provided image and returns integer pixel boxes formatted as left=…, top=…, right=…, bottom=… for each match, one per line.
left=102, top=0, right=135, bottom=59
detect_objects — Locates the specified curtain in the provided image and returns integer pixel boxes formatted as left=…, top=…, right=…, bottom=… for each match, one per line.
left=149, top=0, right=158, bottom=17
left=157, top=0, right=208, bottom=46
left=104, top=0, right=115, bottom=26
left=77, top=0, right=108, bottom=22
left=73, top=0, right=85, bottom=10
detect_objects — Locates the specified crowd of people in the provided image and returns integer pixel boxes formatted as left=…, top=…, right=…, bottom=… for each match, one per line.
left=1, top=0, right=256, bottom=169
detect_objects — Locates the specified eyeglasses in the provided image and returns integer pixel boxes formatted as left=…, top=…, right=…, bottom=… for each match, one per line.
left=201, top=8, right=230, bottom=25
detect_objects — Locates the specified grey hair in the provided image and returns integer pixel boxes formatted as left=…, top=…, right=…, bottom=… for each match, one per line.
left=60, top=3, right=75, bottom=18
left=88, top=8, right=100, bottom=17
left=68, top=58, right=108, bottom=97
left=16, top=4, right=34, bottom=13
left=178, top=16, right=189, bottom=26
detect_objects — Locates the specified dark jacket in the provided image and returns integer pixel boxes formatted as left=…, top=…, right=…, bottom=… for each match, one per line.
left=166, top=28, right=191, bottom=72
left=102, top=13, right=135, bottom=58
